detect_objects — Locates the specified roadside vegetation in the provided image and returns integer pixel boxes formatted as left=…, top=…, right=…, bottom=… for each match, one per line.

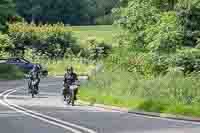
left=1, top=22, right=111, bottom=77
left=79, top=0, right=200, bottom=117
left=0, top=64, right=24, bottom=80
left=71, top=25, right=119, bottom=45
left=1, top=0, right=200, bottom=117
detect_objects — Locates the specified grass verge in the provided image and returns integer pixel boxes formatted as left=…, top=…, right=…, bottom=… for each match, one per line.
left=0, top=64, right=24, bottom=80
left=79, top=69, right=200, bottom=117
left=31, top=58, right=95, bottom=76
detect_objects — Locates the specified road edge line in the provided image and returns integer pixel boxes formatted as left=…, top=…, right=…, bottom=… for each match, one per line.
left=0, top=89, right=82, bottom=133
left=4, top=88, right=97, bottom=133
left=77, top=100, right=200, bottom=125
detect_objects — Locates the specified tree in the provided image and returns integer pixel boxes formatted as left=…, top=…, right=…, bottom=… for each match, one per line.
left=15, top=0, right=91, bottom=24
left=176, top=0, right=200, bottom=46
left=114, top=0, right=183, bottom=52
left=152, top=0, right=178, bottom=10
left=14, top=0, right=120, bottom=25
left=0, top=0, right=15, bottom=32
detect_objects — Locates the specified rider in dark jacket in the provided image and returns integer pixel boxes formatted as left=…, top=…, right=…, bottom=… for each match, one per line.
left=29, top=64, right=41, bottom=92
left=63, top=67, right=78, bottom=101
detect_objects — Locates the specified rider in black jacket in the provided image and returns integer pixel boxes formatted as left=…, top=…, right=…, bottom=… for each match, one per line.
left=29, top=65, right=41, bottom=92
left=63, top=67, right=78, bottom=101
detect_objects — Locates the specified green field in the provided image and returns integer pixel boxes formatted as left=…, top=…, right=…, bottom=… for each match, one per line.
left=46, top=59, right=95, bottom=76
left=71, top=25, right=119, bottom=45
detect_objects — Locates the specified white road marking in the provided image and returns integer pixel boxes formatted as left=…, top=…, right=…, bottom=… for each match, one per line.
left=2, top=88, right=97, bottom=133
left=130, top=112, right=200, bottom=126
left=7, top=94, right=120, bottom=112
left=1, top=82, right=200, bottom=133
left=0, top=89, right=82, bottom=133
left=0, top=89, right=13, bottom=97
left=0, top=112, right=25, bottom=117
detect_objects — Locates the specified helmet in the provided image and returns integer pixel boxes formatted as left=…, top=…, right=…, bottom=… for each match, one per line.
left=66, top=66, right=73, bottom=72
left=32, top=64, right=40, bottom=72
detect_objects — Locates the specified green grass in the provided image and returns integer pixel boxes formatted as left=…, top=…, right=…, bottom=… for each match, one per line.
left=0, top=64, right=24, bottom=80
left=79, top=68, right=200, bottom=117
left=30, top=58, right=95, bottom=76
left=71, top=25, right=119, bottom=45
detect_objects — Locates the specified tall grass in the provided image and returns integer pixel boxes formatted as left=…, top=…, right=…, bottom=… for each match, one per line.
left=79, top=68, right=200, bottom=116
left=46, top=58, right=95, bottom=76
left=0, top=64, right=24, bottom=80
left=24, top=56, right=95, bottom=76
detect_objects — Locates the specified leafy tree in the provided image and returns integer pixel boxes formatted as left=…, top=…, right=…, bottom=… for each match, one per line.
left=152, top=0, right=178, bottom=10
left=14, top=0, right=120, bottom=25
left=15, top=0, right=119, bottom=25
left=176, top=0, right=200, bottom=47
left=0, top=33, right=13, bottom=57
left=0, top=0, right=15, bottom=32
left=145, top=12, right=183, bottom=53
left=15, top=0, right=92, bottom=24
left=114, top=0, right=160, bottom=48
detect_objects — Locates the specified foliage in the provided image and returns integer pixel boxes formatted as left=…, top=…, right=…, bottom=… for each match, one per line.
left=114, top=0, right=160, bottom=48
left=8, top=23, right=79, bottom=58
left=0, top=0, right=15, bottom=32
left=148, top=48, right=200, bottom=75
left=46, top=58, right=95, bottom=76
left=79, top=68, right=200, bottom=116
left=84, top=37, right=112, bottom=60
left=176, top=48, right=200, bottom=74
left=114, top=0, right=184, bottom=52
left=71, top=25, right=118, bottom=45
left=77, top=0, right=200, bottom=118
left=14, top=0, right=120, bottom=25
left=176, top=0, right=200, bottom=47
left=9, top=22, right=72, bottom=33
left=15, top=0, right=91, bottom=25
left=145, top=12, right=183, bottom=53
left=95, top=14, right=114, bottom=25
left=0, top=33, right=13, bottom=57
left=0, top=64, right=24, bottom=80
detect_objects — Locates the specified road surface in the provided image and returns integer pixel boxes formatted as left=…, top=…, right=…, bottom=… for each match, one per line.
left=0, top=78, right=200, bottom=133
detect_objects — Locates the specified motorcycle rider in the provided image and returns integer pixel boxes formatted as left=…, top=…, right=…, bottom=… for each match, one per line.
left=28, top=64, right=41, bottom=93
left=63, top=66, right=78, bottom=101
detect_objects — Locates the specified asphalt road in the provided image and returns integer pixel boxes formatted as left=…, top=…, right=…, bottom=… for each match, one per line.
left=0, top=78, right=200, bottom=133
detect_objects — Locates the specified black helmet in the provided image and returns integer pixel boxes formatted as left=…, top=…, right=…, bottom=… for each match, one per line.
left=32, top=64, right=41, bottom=72
left=66, top=66, right=73, bottom=72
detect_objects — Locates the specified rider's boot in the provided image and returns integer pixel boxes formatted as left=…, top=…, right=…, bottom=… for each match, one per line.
left=74, top=89, right=78, bottom=100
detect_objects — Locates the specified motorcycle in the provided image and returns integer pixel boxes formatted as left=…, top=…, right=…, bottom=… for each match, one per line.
left=27, top=75, right=39, bottom=98
left=63, top=81, right=79, bottom=106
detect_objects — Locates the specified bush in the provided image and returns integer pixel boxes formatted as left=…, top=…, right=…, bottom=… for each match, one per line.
left=145, top=12, right=183, bottom=53
left=148, top=53, right=172, bottom=75
left=8, top=23, right=80, bottom=58
left=114, top=0, right=160, bottom=48
left=95, top=14, right=114, bottom=25
left=147, top=49, right=200, bottom=75
left=84, top=37, right=112, bottom=60
left=0, top=33, right=13, bottom=57
left=175, top=49, right=200, bottom=74
left=138, top=99, right=169, bottom=113
left=176, top=0, right=200, bottom=47
left=0, top=64, right=24, bottom=80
